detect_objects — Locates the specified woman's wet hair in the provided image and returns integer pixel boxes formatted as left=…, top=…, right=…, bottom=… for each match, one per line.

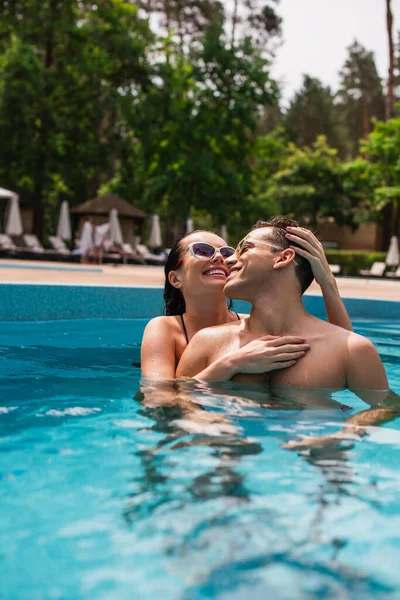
left=252, top=216, right=314, bottom=294
left=164, top=230, right=233, bottom=316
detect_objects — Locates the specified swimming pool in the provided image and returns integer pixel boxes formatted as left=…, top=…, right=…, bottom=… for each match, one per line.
left=1, top=309, right=400, bottom=599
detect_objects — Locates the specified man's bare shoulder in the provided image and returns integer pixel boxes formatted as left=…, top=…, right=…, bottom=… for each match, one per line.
left=306, top=316, right=353, bottom=342
left=306, top=317, right=380, bottom=362
left=346, top=330, right=379, bottom=353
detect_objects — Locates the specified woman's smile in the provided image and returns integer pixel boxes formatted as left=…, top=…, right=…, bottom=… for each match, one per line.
left=202, top=266, right=229, bottom=278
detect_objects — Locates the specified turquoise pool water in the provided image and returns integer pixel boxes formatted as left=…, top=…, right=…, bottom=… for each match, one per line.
left=1, top=317, right=400, bottom=599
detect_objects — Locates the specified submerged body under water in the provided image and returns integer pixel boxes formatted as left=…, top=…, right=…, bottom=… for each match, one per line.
left=0, top=317, right=400, bottom=600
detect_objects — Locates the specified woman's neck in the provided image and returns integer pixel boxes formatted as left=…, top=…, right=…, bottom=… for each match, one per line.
left=184, top=295, right=232, bottom=330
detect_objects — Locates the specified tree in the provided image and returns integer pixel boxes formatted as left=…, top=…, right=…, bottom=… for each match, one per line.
left=137, top=0, right=224, bottom=53
left=138, top=0, right=282, bottom=54
left=337, top=41, right=385, bottom=158
left=0, top=0, right=152, bottom=238
left=260, top=136, right=380, bottom=231
left=243, top=128, right=288, bottom=236
left=284, top=75, right=348, bottom=158
left=394, top=30, right=400, bottom=108
left=228, top=0, right=282, bottom=51
left=116, top=21, right=278, bottom=234
left=361, top=116, right=400, bottom=240
left=386, top=0, right=395, bottom=120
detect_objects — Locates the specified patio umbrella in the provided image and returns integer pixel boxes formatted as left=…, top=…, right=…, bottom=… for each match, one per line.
left=0, top=187, right=18, bottom=200
left=79, top=220, right=94, bottom=255
left=220, top=224, right=228, bottom=244
left=386, top=235, right=400, bottom=269
left=185, top=218, right=194, bottom=234
left=5, top=195, right=23, bottom=236
left=147, top=214, right=162, bottom=249
left=109, top=209, right=123, bottom=245
left=56, top=201, right=72, bottom=241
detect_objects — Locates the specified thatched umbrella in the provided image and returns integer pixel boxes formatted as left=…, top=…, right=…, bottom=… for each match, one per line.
left=71, top=194, right=147, bottom=244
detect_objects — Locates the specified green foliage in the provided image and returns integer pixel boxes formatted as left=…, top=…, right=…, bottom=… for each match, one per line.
left=361, top=116, right=400, bottom=189
left=341, top=158, right=386, bottom=223
left=325, top=250, right=386, bottom=276
left=0, top=0, right=398, bottom=247
left=262, top=137, right=354, bottom=229
left=337, top=40, right=385, bottom=158
left=360, top=115, right=400, bottom=235
left=0, top=0, right=153, bottom=236
left=119, top=23, right=278, bottom=225
left=284, top=76, right=348, bottom=157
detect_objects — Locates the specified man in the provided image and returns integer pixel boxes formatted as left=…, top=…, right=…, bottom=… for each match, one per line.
left=176, top=217, right=395, bottom=447
left=177, top=216, right=387, bottom=391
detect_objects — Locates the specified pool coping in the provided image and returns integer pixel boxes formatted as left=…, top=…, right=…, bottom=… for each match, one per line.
left=1, top=282, right=399, bottom=321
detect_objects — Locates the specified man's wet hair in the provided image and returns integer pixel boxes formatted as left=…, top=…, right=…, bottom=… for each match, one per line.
left=251, top=216, right=314, bottom=294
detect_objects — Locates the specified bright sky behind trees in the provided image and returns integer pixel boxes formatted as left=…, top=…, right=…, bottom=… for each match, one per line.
left=272, top=0, right=400, bottom=103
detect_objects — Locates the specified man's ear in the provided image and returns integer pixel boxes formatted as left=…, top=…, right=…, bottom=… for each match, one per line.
left=168, top=270, right=182, bottom=289
left=273, top=248, right=296, bottom=270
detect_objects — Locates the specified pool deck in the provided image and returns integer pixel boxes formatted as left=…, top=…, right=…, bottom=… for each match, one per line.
left=0, top=258, right=399, bottom=300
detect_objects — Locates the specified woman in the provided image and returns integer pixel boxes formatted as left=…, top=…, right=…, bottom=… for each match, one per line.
left=141, top=227, right=351, bottom=380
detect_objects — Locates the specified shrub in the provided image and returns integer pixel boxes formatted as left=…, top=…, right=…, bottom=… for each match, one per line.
left=325, top=250, right=386, bottom=277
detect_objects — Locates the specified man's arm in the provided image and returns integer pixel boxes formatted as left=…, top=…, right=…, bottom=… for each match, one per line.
left=284, top=334, right=397, bottom=451
left=346, top=333, right=388, bottom=400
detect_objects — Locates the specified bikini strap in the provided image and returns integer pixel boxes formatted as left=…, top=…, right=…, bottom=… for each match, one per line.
left=234, top=312, right=240, bottom=320
left=180, top=313, right=189, bottom=345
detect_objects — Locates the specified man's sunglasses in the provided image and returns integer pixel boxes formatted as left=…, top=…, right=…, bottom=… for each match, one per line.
left=236, top=236, right=298, bottom=265
left=236, top=236, right=283, bottom=255
left=174, top=242, right=235, bottom=269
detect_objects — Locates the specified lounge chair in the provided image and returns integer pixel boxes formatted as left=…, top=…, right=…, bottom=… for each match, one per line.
left=122, top=243, right=146, bottom=265
left=136, top=243, right=166, bottom=265
left=329, top=264, right=341, bottom=275
left=48, top=236, right=71, bottom=255
left=22, top=234, right=69, bottom=261
left=0, top=234, right=17, bottom=251
left=359, top=262, right=386, bottom=277
left=385, top=265, right=400, bottom=279
left=23, top=234, right=46, bottom=253
left=0, top=234, right=27, bottom=257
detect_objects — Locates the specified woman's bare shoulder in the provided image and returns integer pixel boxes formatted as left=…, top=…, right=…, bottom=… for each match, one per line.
left=143, top=315, right=181, bottom=336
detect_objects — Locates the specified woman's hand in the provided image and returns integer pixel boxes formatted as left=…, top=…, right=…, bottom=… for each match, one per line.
left=285, top=226, right=334, bottom=287
left=228, top=335, right=310, bottom=374
left=285, top=226, right=353, bottom=331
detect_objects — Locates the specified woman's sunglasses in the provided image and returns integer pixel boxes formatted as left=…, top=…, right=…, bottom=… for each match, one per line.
left=174, top=242, right=235, bottom=269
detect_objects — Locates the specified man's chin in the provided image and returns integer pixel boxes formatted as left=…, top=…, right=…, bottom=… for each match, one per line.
left=223, top=277, right=245, bottom=300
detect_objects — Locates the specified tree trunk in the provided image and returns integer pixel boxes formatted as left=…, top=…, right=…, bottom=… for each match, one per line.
left=393, top=199, right=399, bottom=237
left=362, top=91, right=369, bottom=139
left=33, top=0, right=58, bottom=240
left=231, top=0, right=239, bottom=48
left=385, top=0, right=395, bottom=120
left=163, top=0, right=170, bottom=29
